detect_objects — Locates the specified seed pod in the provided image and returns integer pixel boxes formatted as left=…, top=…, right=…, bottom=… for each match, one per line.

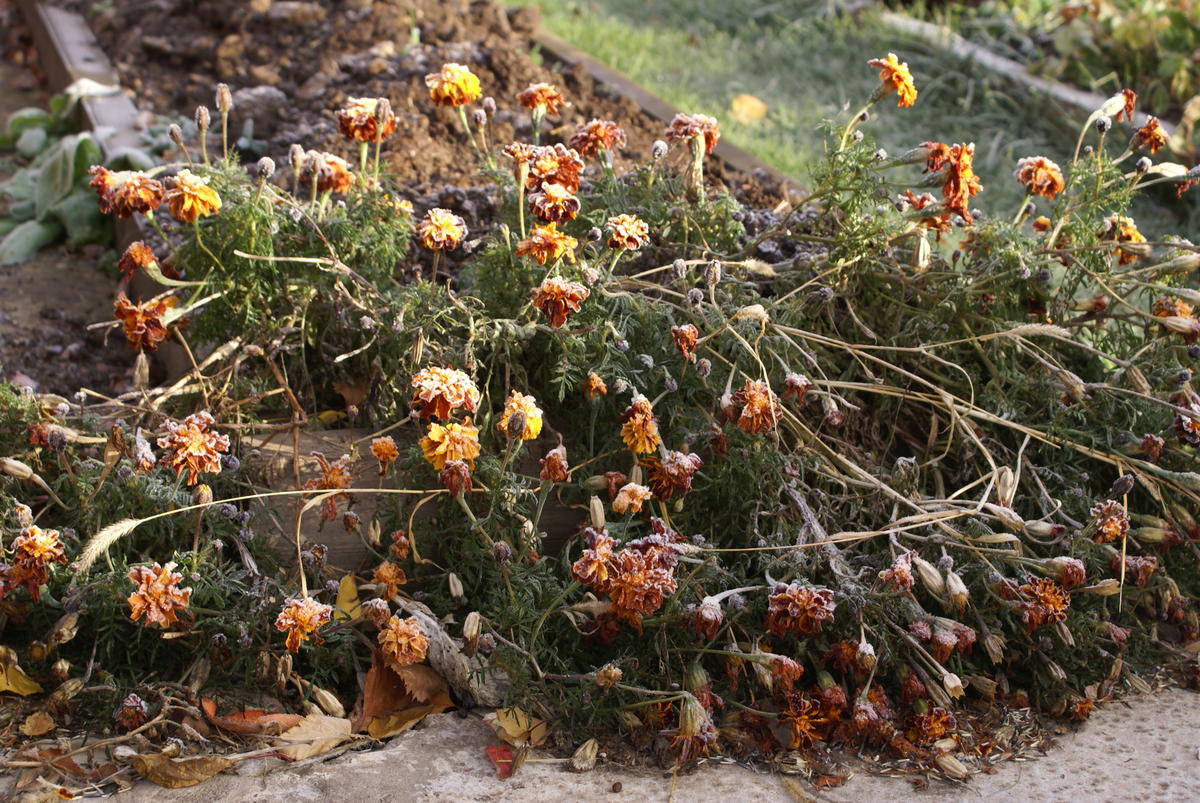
left=1078, top=579, right=1122, bottom=595
left=912, top=556, right=945, bottom=596
left=982, top=632, right=1006, bottom=663
left=589, top=495, right=606, bottom=529
left=1054, top=620, right=1075, bottom=648
left=14, top=503, right=33, bottom=527
left=704, top=259, right=722, bottom=286
left=934, top=753, right=970, bottom=781
left=942, top=672, right=964, bottom=698
left=46, top=612, right=80, bottom=650
left=1095, top=115, right=1112, bottom=133
left=368, top=519, right=382, bottom=548
left=215, top=83, right=232, bottom=112
left=0, top=456, right=34, bottom=480
left=27, top=641, right=48, bottom=662
left=594, top=663, right=622, bottom=689
left=448, top=573, right=465, bottom=602
left=856, top=639, right=877, bottom=672
left=1136, top=156, right=1152, bottom=174
left=945, top=571, right=970, bottom=611
left=256, top=156, right=276, bottom=181
left=472, top=109, right=487, bottom=128
left=481, top=96, right=496, bottom=117
left=168, top=124, right=184, bottom=148
left=311, top=686, right=345, bottom=717
left=51, top=658, right=71, bottom=683
left=194, top=105, right=211, bottom=131
left=651, top=140, right=668, bottom=160
left=463, top=610, right=481, bottom=642
left=995, top=466, right=1016, bottom=507
left=965, top=674, right=997, bottom=697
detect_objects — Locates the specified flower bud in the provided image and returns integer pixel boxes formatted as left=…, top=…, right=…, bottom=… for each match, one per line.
left=945, top=571, right=970, bottom=610
left=342, top=511, right=361, bottom=532
left=192, top=484, right=213, bottom=506
left=1078, top=578, right=1122, bottom=595
left=51, top=658, right=71, bottom=683
left=448, top=572, right=464, bottom=602
left=441, top=460, right=473, bottom=496
left=195, top=105, right=211, bottom=131
left=493, top=540, right=513, bottom=563
left=1095, top=115, right=1112, bottom=133
left=651, top=140, right=668, bottom=160
left=311, top=686, right=345, bottom=717
left=704, top=259, right=722, bottom=286
left=472, top=108, right=487, bottom=128
left=482, top=96, right=497, bottom=116
left=14, top=503, right=33, bottom=528
left=1136, top=156, right=1152, bottom=174
left=589, top=495, right=606, bottom=529
left=912, top=556, right=945, bottom=595
left=857, top=638, right=877, bottom=672
left=168, top=123, right=184, bottom=147
left=256, top=156, right=276, bottom=181
left=361, top=597, right=390, bottom=628
left=215, top=83, right=232, bottom=112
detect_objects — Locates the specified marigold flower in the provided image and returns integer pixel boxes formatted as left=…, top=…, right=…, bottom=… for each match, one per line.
left=127, top=561, right=192, bottom=628
left=687, top=598, right=723, bottom=641
left=782, top=372, right=813, bottom=401
left=417, top=207, right=468, bottom=251
left=571, top=527, right=616, bottom=589
left=1088, top=499, right=1129, bottom=544
left=1111, top=554, right=1158, bottom=587
left=1116, top=88, right=1137, bottom=122
left=165, top=169, right=221, bottom=223
left=1015, top=577, right=1070, bottom=632
left=1140, top=432, right=1166, bottom=462
left=605, top=213, right=650, bottom=250
left=502, top=141, right=538, bottom=167
left=133, top=429, right=157, bottom=473
left=605, top=546, right=678, bottom=627
left=302, top=451, right=352, bottom=521
left=568, top=118, right=627, bottom=157
left=665, top=113, right=721, bottom=155
left=779, top=693, right=833, bottom=749
left=641, top=450, right=703, bottom=501
left=671, top=324, right=699, bottom=360
left=118, top=241, right=157, bottom=280
left=1153, top=297, right=1193, bottom=319
left=728, top=379, right=781, bottom=434
left=372, top=561, right=407, bottom=600
left=765, top=583, right=837, bottom=637
left=113, top=295, right=177, bottom=353
left=528, top=182, right=580, bottom=224
left=411, top=366, right=480, bottom=420
left=1133, top=116, right=1168, bottom=153
left=1173, top=389, right=1200, bottom=447
left=907, top=707, right=957, bottom=744
left=941, top=142, right=982, bottom=222
left=370, top=436, right=399, bottom=475
left=425, top=63, right=482, bottom=107
left=157, top=411, right=230, bottom=486
left=390, top=530, right=411, bottom=561
left=1045, top=556, right=1087, bottom=590
left=1014, top=156, right=1065, bottom=200
left=516, top=222, right=578, bottom=265
left=440, top=459, right=473, bottom=496
left=1032, top=215, right=1052, bottom=233
left=619, top=395, right=662, bottom=454
left=336, top=97, right=397, bottom=142
left=868, top=53, right=917, bottom=108
left=115, top=693, right=149, bottom=732
left=878, top=551, right=915, bottom=593
left=379, top=615, right=428, bottom=667
left=275, top=596, right=333, bottom=653
left=516, top=82, right=565, bottom=115
left=527, top=143, right=584, bottom=192
left=2, top=525, right=67, bottom=601
left=532, top=276, right=589, bottom=327
left=496, top=391, right=543, bottom=440
left=582, top=372, right=607, bottom=400
left=88, top=166, right=165, bottom=217
left=612, top=482, right=653, bottom=514
left=419, top=419, right=481, bottom=470
left=539, top=445, right=569, bottom=483
left=900, top=189, right=951, bottom=237
left=1101, top=215, right=1146, bottom=266
left=300, top=151, right=353, bottom=194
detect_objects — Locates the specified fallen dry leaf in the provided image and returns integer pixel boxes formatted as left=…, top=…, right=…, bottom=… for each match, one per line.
left=389, top=663, right=448, bottom=704
left=366, top=691, right=453, bottom=739
left=132, top=753, right=234, bottom=788
left=484, top=707, right=550, bottom=748
left=729, top=93, right=768, bottom=124
left=274, top=712, right=352, bottom=760
left=0, top=646, right=43, bottom=696
left=200, top=698, right=303, bottom=736
left=19, top=710, right=56, bottom=737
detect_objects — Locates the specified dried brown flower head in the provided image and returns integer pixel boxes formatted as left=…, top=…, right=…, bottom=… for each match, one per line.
left=899, top=190, right=951, bottom=238
left=605, top=545, right=678, bottom=627
left=907, top=706, right=957, bottom=744
left=497, top=392, right=544, bottom=440
left=275, top=596, right=333, bottom=653
left=1173, top=389, right=1200, bottom=446
left=671, top=324, right=699, bottom=361
left=868, top=53, right=917, bottom=107
left=1112, top=554, right=1158, bottom=587
left=157, top=411, right=229, bottom=486
left=440, top=459, right=473, bottom=496
left=372, top=561, right=407, bottom=600
left=425, top=63, right=482, bottom=107
left=1116, top=88, right=1137, bottom=122
left=665, top=113, right=720, bottom=154
left=115, top=693, right=149, bottom=732
left=1088, top=499, right=1129, bottom=543
left=687, top=599, right=723, bottom=641
left=516, top=82, right=565, bottom=115
left=420, top=420, right=481, bottom=470
left=370, top=436, right=399, bottom=475
left=390, top=530, right=411, bottom=561
left=118, top=241, right=157, bottom=280
left=539, top=445, right=569, bottom=483
left=336, top=97, right=397, bottom=142
left=582, top=372, right=608, bottom=400
left=165, top=169, right=221, bottom=223
left=417, top=207, right=468, bottom=251
left=569, top=118, right=627, bottom=157
left=1016, top=577, right=1070, bottom=632
left=641, top=450, right=703, bottom=501
left=113, top=295, right=177, bottom=353
left=1014, top=156, right=1065, bottom=200
left=379, top=615, right=429, bottom=667
left=612, top=482, right=653, bottom=514
left=532, top=276, right=589, bottom=327
left=605, top=213, right=650, bottom=250
left=779, top=692, right=833, bottom=749
left=411, top=366, right=480, bottom=420
left=878, top=551, right=915, bottom=593
left=528, top=182, right=581, bottom=224
left=782, top=372, right=813, bottom=401
left=571, top=527, right=616, bottom=589
left=1045, top=556, right=1087, bottom=590
left=1101, top=215, right=1146, bottom=266
left=88, top=166, right=165, bottom=217
left=3, top=525, right=67, bottom=601
left=300, top=151, right=353, bottom=194
left=303, top=451, right=353, bottom=521
left=728, top=379, right=781, bottom=434
left=619, top=395, right=662, bottom=454
left=1153, top=297, right=1194, bottom=319
left=516, top=222, right=578, bottom=265
left=765, top=583, right=837, bottom=637
left=1133, top=116, right=1168, bottom=153
left=127, top=561, right=192, bottom=628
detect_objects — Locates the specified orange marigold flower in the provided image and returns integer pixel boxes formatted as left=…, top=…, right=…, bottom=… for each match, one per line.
left=371, top=436, right=399, bottom=475
left=868, top=52, right=917, bottom=108
left=765, top=582, right=837, bottom=637
left=665, top=112, right=720, bottom=155
left=1111, top=553, right=1158, bottom=587
left=516, top=82, right=566, bottom=115
left=1032, top=215, right=1052, bottom=233
left=1116, top=88, right=1137, bottom=122
left=419, top=419, right=481, bottom=470
left=113, top=295, right=177, bottom=353
left=157, top=411, right=230, bottom=486
left=1015, top=577, right=1070, bottom=632
left=165, top=169, right=221, bottom=224
left=1014, top=156, right=1065, bottom=200
left=410, top=366, right=480, bottom=421
left=372, top=561, right=407, bottom=599
left=671, top=324, right=699, bottom=360
left=303, top=451, right=352, bottom=521
left=878, top=550, right=915, bottom=593
left=900, top=189, right=951, bottom=237
left=527, top=143, right=584, bottom=192
left=4, top=525, right=67, bottom=601
left=88, top=166, right=165, bottom=217
left=1088, top=499, right=1129, bottom=543
left=127, top=561, right=192, bottom=628
left=571, top=527, right=616, bottom=590
left=1101, top=215, right=1147, bottom=266
left=612, top=482, right=653, bottom=514
left=528, top=182, right=580, bottom=224
left=907, top=707, right=957, bottom=745
left=779, top=692, right=833, bottom=749
left=539, top=445, right=569, bottom=483
left=417, top=207, right=467, bottom=251
left=582, top=372, right=608, bottom=400
left=336, top=96, right=397, bottom=143
left=641, top=450, right=703, bottom=501
left=118, top=241, right=157, bottom=280
left=605, top=213, right=650, bottom=250
left=605, top=546, right=678, bottom=627
left=425, top=63, right=481, bottom=107
left=516, top=222, right=578, bottom=265
left=496, top=391, right=544, bottom=440
left=503, top=141, right=538, bottom=166
left=300, top=151, right=353, bottom=194
left=1133, top=116, right=1168, bottom=153
left=619, top=394, right=662, bottom=454
left=1152, top=297, right=1193, bottom=319
left=728, top=379, right=781, bottom=434
left=941, top=142, right=982, bottom=222
left=531, top=276, right=589, bottom=327
left=275, top=596, right=332, bottom=653
left=568, top=118, right=627, bottom=157
left=390, top=530, right=411, bottom=560
left=378, top=615, right=428, bottom=667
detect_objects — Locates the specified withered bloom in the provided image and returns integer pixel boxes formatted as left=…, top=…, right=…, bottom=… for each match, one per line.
left=782, top=372, right=813, bottom=401
left=157, top=411, right=230, bottom=486
left=867, top=53, right=917, bottom=107
left=118, top=241, right=157, bottom=280
left=532, top=276, right=590, bottom=327
left=417, top=208, right=468, bottom=252
left=127, top=561, right=192, bottom=628
left=528, top=182, right=581, bottom=224
left=1140, top=432, right=1166, bottom=462
left=302, top=451, right=353, bottom=521
left=1088, top=499, right=1129, bottom=544
left=516, top=82, right=565, bottom=116
left=516, top=222, right=578, bottom=265
left=440, top=460, right=473, bottom=496
left=605, top=213, right=650, bottom=250
left=1173, top=389, right=1200, bottom=447
left=1014, top=156, right=1065, bottom=200
left=641, top=450, right=703, bottom=501
left=1101, top=215, right=1146, bottom=266
left=582, top=372, right=608, bottom=400
left=275, top=596, right=333, bottom=653
left=1115, top=88, right=1137, bottom=122
left=665, top=113, right=721, bottom=154
left=370, top=436, right=399, bottom=475
left=1111, top=553, right=1158, bottom=587
left=612, top=482, right=653, bottom=514
left=496, top=391, right=543, bottom=440
left=765, top=583, right=837, bottom=637
left=728, top=379, right=781, bottom=434
left=920, top=141, right=982, bottom=222
left=88, top=166, right=165, bottom=218
left=3, top=526, right=67, bottom=601
left=571, top=527, right=616, bottom=589
left=605, top=546, right=678, bottom=627
left=336, top=97, right=397, bottom=142
left=539, top=445, right=569, bottom=483
left=527, top=143, right=584, bottom=192
left=300, top=151, right=354, bottom=194
left=1015, top=577, right=1069, bottom=632
left=133, top=428, right=157, bottom=473
left=687, top=599, right=723, bottom=641
left=1153, top=297, right=1193, bottom=319
left=115, top=694, right=149, bottom=733
left=568, top=118, right=627, bottom=158
left=113, top=295, right=177, bottom=353
left=372, top=561, right=407, bottom=600
left=907, top=707, right=957, bottom=745
left=165, top=169, right=221, bottom=223
left=1045, top=556, right=1086, bottom=590
left=425, top=63, right=482, bottom=107
left=619, top=394, right=662, bottom=454
left=671, top=324, right=699, bottom=360
left=379, top=615, right=428, bottom=667
left=420, top=420, right=481, bottom=470
left=1133, top=116, right=1168, bottom=153
left=878, top=550, right=915, bottom=593
left=899, top=190, right=951, bottom=238
left=410, top=366, right=480, bottom=420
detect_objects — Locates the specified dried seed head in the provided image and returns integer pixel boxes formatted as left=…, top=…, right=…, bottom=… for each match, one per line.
left=945, top=571, right=970, bottom=610
left=696, top=357, right=712, bottom=377
left=195, top=105, right=210, bottom=131
left=912, top=555, right=945, bottom=595
left=312, top=686, right=345, bottom=717
left=256, top=156, right=276, bottom=181
left=472, top=108, right=487, bottom=128
left=651, top=139, right=668, bottom=160
left=594, top=663, right=623, bottom=688
left=851, top=130, right=864, bottom=142
left=942, top=671, right=965, bottom=698
left=589, top=495, right=606, bottom=529
left=448, top=572, right=464, bottom=601
left=569, top=738, right=599, bottom=772
left=1136, top=156, right=1152, bottom=174
left=704, top=259, right=722, bottom=286
left=672, top=258, right=687, bottom=278
left=215, top=83, right=232, bottom=113
left=481, top=96, right=497, bottom=116
left=1095, top=116, right=1112, bottom=134
left=493, top=540, right=513, bottom=563
left=289, top=143, right=305, bottom=172
left=168, top=124, right=184, bottom=147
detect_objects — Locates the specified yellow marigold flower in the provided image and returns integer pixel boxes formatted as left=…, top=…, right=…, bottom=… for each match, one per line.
left=641, top=450, right=703, bottom=501
left=1016, top=577, right=1069, bottom=632
left=605, top=213, right=650, bottom=250
left=420, top=419, right=481, bottom=470
left=532, top=276, right=589, bottom=327
left=118, top=241, right=157, bottom=280
left=303, top=451, right=352, bottom=521
left=582, top=372, right=607, bottom=400
left=165, top=169, right=221, bottom=223
left=300, top=151, right=354, bottom=194
left=410, top=366, right=480, bottom=420
left=528, top=143, right=584, bottom=192
left=516, top=82, right=566, bottom=115
left=496, top=391, right=543, bottom=440
left=127, top=561, right=192, bottom=628
left=729, top=379, right=781, bottom=434
left=417, top=207, right=467, bottom=251
left=157, top=411, right=230, bottom=486
left=113, top=295, right=177, bottom=353
left=619, top=394, right=662, bottom=454
left=539, top=445, right=569, bottom=483
left=670, top=324, right=699, bottom=360
left=1153, top=297, right=1193, bottom=320
left=275, top=596, right=333, bottom=653
left=764, top=583, right=837, bottom=637
left=1102, top=215, right=1146, bottom=266
left=1014, top=156, right=1065, bottom=200
left=868, top=53, right=918, bottom=108
left=1133, top=116, right=1168, bottom=153
left=612, top=482, right=652, bottom=514
left=516, top=222, right=578, bottom=265
left=1088, top=499, right=1129, bottom=544
left=371, top=436, right=399, bottom=475
left=5, top=525, right=67, bottom=601
left=568, top=118, right=627, bottom=157
left=372, top=561, right=407, bottom=600
left=528, top=182, right=580, bottom=224
left=425, top=63, right=481, bottom=107
left=378, top=615, right=428, bottom=667
left=336, top=97, right=397, bottom=142
left=664, top=112, right=720, bottom=154
left=88, top=166, right=165, bottom=218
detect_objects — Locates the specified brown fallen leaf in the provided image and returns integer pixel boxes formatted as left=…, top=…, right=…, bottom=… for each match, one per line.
left=367, top=690, right=453, bottom=739
left=132, top=753, right=234, bottom=788
left=20, top=710, right=56, bottom=737
left=484, top=707, right=550, bottom=748
left=274, top=713, right=352, bottom=760
left=200, top=698, right=303, bottom=736
left=389, top=663, right=448, bottom=704
left=0, top=646, right=43, bottom=696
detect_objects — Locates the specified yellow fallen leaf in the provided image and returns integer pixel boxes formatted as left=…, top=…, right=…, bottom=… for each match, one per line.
left=132, top=753, right=233, bottom=788
left=729, top=93, right=768, bottom=124
left=484, top=707, right=550, bottom=748
left=367, top=690, right=453, bottom=739
left=0, top=647, right=43, bottom=696
left=20, top=710, right=56, bottom=736
left=333, top=574, right=362, bottom=623
left=273, top=713, right=352, bottom=760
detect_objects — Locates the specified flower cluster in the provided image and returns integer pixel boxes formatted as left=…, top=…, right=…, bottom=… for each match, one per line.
left=921, top=141, right=982, bottom=221
left=572, top=525, right=680, bottom=629
left=88, top=167, right=164, bottom=217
